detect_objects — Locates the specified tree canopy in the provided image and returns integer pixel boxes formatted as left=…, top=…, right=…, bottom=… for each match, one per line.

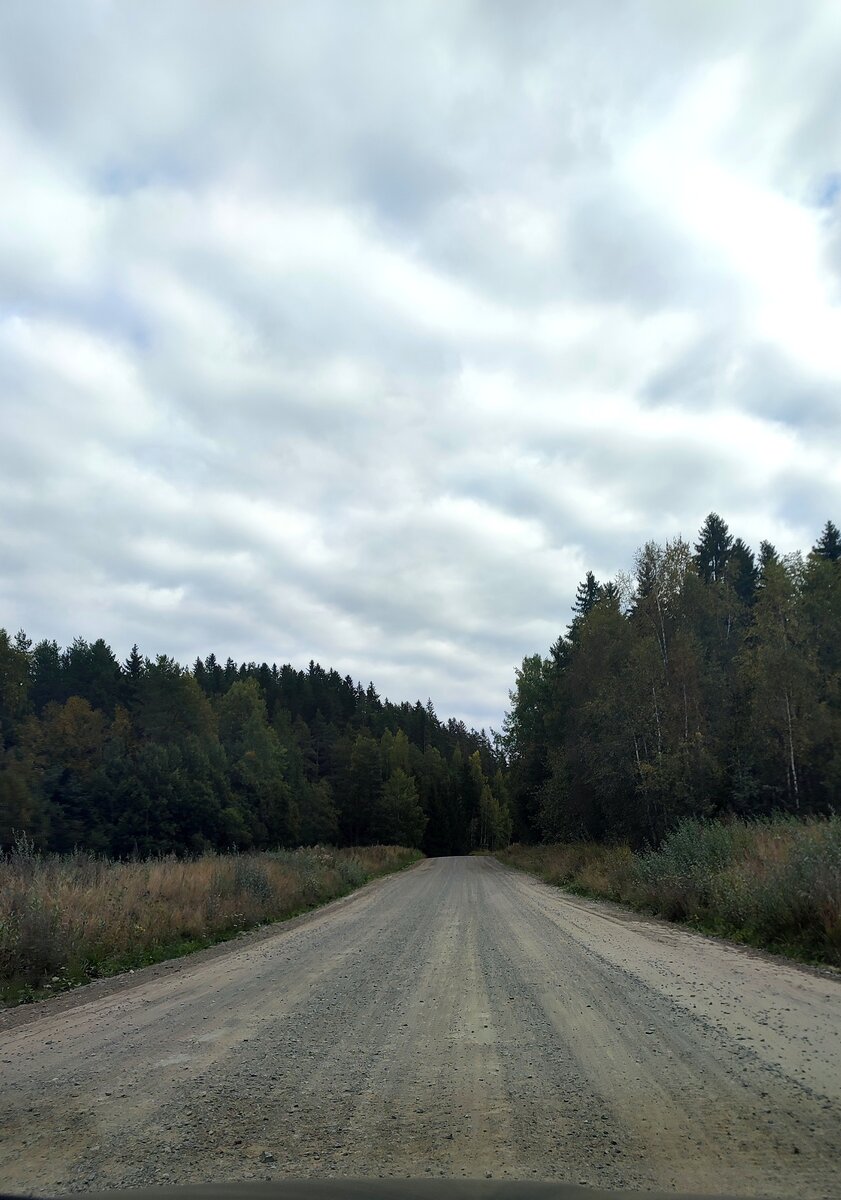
left=505, top=514, right=841, bottom=846
left=0, top=639, right=508, bottom=856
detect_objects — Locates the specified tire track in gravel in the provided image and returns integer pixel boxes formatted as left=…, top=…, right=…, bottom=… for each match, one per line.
left=481, top=866, right=838, bottom=1197
left=0, top=856, right=838, bottom=1197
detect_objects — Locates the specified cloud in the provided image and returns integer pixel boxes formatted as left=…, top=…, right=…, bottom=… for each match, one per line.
left=2, top=0, right=841, bottom=729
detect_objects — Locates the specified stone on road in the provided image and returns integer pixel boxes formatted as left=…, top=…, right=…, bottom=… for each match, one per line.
left=0, top=857, right=838, bottom=1196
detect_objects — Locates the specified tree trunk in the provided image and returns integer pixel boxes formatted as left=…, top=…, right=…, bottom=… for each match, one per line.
left=652, top=687, right=662, bottom=758
left=783, top=688, right=799, bottom=809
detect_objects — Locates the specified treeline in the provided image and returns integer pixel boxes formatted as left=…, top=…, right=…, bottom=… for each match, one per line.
left=505, top=515, right=841, bottom=846
left=0, top=640, right=511, bottom=857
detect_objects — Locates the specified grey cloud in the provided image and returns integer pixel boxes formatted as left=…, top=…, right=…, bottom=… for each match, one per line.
left=2, top=1, right=841, bottom=729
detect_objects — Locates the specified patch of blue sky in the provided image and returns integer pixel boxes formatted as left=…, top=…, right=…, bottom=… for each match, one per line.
left=72, top=287, right=152, bottom=352
left=93, top=161, right=188, bottom=196
left=815, top=172, right=841, bottom=208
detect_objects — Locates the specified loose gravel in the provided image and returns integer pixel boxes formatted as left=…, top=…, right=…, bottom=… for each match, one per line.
left=0, top=857, right=838, bottom=1197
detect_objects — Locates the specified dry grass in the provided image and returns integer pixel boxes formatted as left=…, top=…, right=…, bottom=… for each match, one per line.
left=496, top=841, right=636, bottom=902
left=497, top=816, right=841, bottom=966
left=0, top=840, right=420, bottom=1002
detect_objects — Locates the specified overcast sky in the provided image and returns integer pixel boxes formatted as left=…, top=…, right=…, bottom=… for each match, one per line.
left=2, top=1, right=841, bottom=730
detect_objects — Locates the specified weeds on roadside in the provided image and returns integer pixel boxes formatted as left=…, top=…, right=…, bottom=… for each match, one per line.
left=497, top=816, right=841, bottom=967
left=0, top=842, right=420, bottom=1003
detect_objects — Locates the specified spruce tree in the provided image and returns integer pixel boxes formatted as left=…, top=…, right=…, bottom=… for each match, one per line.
left=32, top=639, right=65, bottom=711
left=600, top=580, right=620, bottom=606
left=728, top=538, right=759, bottom=606
left=759, top=540, right=779, bottom=571
left=634, top=541, right=659, bottom=602
left=123, top=644, right=144, bottom=679
left=122, top=644, right=145, bottom=709
left=694, top=512, right=733, bottom=583
left=570, top=571, right=602, bottom=637
left=813, top=519, right=841, bottom=562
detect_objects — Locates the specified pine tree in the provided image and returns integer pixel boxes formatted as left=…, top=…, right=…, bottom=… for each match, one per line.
left=14, top=630, right=32, bottom=656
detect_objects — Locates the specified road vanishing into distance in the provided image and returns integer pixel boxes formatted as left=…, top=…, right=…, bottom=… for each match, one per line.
left=1, top=856, right=839, bottom=1197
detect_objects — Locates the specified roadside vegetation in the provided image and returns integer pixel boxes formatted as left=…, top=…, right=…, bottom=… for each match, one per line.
left=0, top=840, right=419, bottom=1004
left=498, top=815, right=841, bottom=966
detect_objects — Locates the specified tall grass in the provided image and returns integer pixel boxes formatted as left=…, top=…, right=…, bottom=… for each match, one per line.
left=497, top=816, right=841, bottom=966
left=0, top=840, right=420, bottom=1003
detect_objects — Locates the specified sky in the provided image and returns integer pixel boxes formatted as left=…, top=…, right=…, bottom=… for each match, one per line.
left=2, top=1, right=841, bottom=731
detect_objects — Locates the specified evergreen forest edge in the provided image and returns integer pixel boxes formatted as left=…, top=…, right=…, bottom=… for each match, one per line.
left=0, top=637, right=510, bottom=858
left=2, top=512, right=840, bottom=863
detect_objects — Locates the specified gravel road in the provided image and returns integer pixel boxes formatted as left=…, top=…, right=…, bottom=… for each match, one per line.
left=1, top=856, right=838, bottom=1197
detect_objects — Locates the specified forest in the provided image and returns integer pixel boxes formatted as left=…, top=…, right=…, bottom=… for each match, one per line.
left=0, top=640, right=511, bottom=858
left=3, top=512, right=838, bottom=864
left=505, top=515, right=841, bottom=846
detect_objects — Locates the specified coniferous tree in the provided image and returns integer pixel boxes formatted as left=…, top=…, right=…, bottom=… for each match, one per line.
left=695, top=512, right=733, bottom=583
left=123, top=644, right=144, bottom=679
left=299, top=779, right=340, bottom=845
left=217, top=679, right=295, bottom=846
left=374, top=768, right=426, bottom=846
left=728, top=538, right=759, bottom=607
left=31, top=640, right=64, bottom=712
left=122, top=644, right=145, bottom=708
left=571, top=571, right=602, bottom=626
left=813, top=520, right=841, bottom=562
left=60, top=638, right=122, bottom=715
left=344, top=731, right=382, bottom=844
left=503, top=654, right=551, bottom=840
left=600, top=580, right=620, bottom=605
left=759, top=540, right=779, bottom=575
left=0, top=629, right=31, bottom=746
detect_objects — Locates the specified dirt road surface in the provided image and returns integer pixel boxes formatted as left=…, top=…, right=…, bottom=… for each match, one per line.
left=1, top=857, right=838, bottom=1197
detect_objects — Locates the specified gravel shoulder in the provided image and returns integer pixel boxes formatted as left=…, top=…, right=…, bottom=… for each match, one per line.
left=0, top=856, right=838, bottom=1197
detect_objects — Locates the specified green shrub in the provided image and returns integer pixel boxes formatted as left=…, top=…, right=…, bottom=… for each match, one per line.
left=498, top=816, right=841, bottom=966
